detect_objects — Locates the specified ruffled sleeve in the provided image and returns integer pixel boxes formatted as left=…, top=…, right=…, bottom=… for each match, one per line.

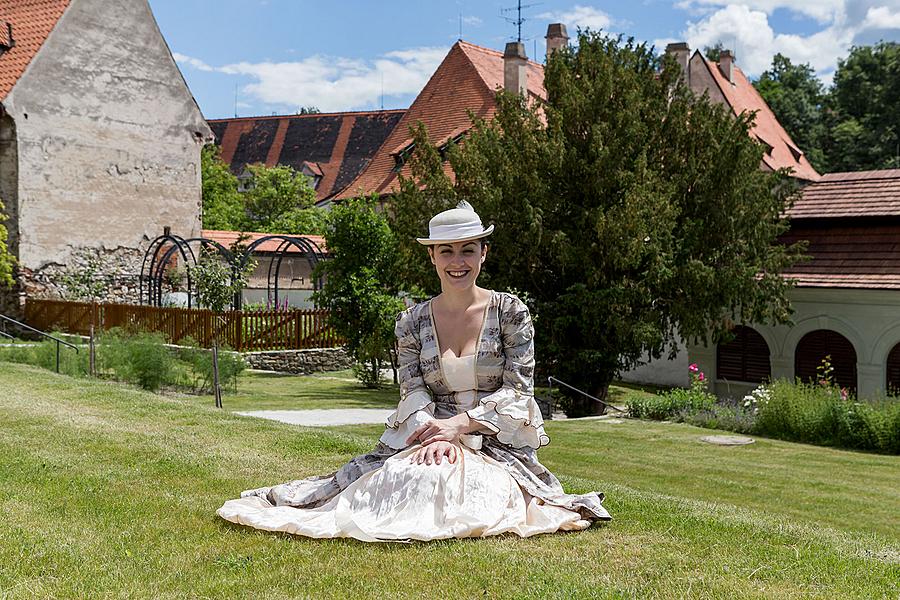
left=378, top=307, right=435, bottom=450
left=465, top=294, right=550, bottom=449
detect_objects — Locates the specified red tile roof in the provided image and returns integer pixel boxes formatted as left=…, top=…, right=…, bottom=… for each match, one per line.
left=787, top=169, right=900, bottom=219
left=0, top=0, right=71, bottom=101
left=779, top=222, right=900, bottom=289
left=334, top=41, right=546, bottom=200
left=697, top=53, right=821, bottom=182
left=201, top=230, right=327, bottom=254
left=208, top=110, right=405, bottom=202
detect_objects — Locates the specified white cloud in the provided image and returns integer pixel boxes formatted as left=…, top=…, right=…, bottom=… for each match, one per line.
left=176, top=47, right=448, bottom=112
left=669, top=4, right=854, bottom=76
left=660, top=1, right=900, bottom=81
left=862, top=6, right=900, bottom=29
left=675, top=1, right=845, bottom=24
left=538, top=5, right=613, bottom=30
left=173, top=52, right=214, bottom=72
left=462, top=15, right=483, bottom=26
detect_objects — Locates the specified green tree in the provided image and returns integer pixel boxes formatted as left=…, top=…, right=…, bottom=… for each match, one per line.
left=396, top=31, right=804, bottom=414
left=201, top=144, right=245, bottom=231
left=823, top=41, right=900, bottom=171
left=243, top=163, right=318, bottom=231
left=60, top=249, right=109, bottom=302
left=312, top=197, right=405, bottom=388
left=704, top=42, right=726, bottom=62
left=754, top=53, right=827, bottom=172
left=265, top=206, right=330, bottom=236
left=0, top=199, right=14, bottom=287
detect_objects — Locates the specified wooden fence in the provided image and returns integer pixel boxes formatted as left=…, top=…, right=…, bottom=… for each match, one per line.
left=23, top=299, right=344, bottom=351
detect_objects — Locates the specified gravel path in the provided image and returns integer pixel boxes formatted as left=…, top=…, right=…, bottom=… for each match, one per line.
left=235, top=408, right=393, bottom=426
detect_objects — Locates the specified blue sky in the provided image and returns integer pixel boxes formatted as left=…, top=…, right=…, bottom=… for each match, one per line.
left=149, top=1, right=900, bottom=119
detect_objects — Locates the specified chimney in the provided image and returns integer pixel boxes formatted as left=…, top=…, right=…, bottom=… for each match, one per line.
left=665, top=42, right=691, bottom=86
left=719, top=49, right=734, bottom=83
left=503, top=41, right=528, bottom=96
left=545, top=23, right=569, bottom=57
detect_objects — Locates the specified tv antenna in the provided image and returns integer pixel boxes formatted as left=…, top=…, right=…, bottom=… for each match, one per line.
left=501, top=0, right=541, bottom=42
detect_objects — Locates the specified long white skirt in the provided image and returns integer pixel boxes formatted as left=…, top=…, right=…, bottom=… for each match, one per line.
left=217, top=442, right=591, bottom=542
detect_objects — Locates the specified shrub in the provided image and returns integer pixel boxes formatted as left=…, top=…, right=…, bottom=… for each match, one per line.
left=98, top=329, right=175, bottom=392
left=681, top=402, right=756, bottom=434
left=753, top=379, right=900, bottom=454
left=178, top=339, right=246, bottom=394
left=628, top=363, right=715, bottom=420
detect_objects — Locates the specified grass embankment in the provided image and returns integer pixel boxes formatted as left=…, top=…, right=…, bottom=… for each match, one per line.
left=0, top=361, right=897, bottom=598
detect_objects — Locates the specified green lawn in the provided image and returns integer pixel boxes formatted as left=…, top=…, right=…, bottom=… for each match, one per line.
left=196, top=369, right=401, bottom=411
left=0, top=361, right=897, bottom=598
left=205, top=369, right=655, bottom=413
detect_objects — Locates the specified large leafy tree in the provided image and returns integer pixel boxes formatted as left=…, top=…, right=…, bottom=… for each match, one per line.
left=312, top=197, right=406, bottom=388
left=754, top=54, right=827, bottom=172
left=394, top=32, right=804, bottom=413
left=0, top=199, right=14, bottom=287
left=201, top=144, right=245, bottom=231
left=822, top=41, right=900, bottom=171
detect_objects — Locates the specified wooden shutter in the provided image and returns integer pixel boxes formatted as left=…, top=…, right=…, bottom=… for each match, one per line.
left=794, top=330, right=857, bottom=391
left=716, top=326, right=771, bottom=383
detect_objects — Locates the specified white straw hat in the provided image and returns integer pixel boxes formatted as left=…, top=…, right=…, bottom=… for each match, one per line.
left=416, top=200, right=494, bottom=245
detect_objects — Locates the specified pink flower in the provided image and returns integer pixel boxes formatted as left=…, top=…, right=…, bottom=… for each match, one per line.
left=698, top=372, right=705, bottom=381
left=689, top=363, right=699, bottom=373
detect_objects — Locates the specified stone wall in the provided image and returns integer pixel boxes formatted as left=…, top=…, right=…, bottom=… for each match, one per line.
left=20, top=246, right=145, bottom=304
left=243, top=347, right=353, bottom=374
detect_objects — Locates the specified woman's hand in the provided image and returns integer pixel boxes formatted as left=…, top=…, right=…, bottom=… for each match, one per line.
left=408, top=440, right=458, bottom=466
left=406, top=414, right=470, bottom=446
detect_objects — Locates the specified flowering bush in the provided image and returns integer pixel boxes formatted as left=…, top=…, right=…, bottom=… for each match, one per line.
left=627, top=364, right=715, bottom=420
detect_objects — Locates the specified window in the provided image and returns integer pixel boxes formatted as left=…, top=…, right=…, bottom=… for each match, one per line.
left=794, top=329, right=857, bottom=391
left=886, top=342, right=900, bottom=395
left=716, top=326, right=771, bottom=383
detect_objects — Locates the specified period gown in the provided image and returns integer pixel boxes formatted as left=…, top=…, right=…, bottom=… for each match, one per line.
left=216, top=291, right=610, bottom=541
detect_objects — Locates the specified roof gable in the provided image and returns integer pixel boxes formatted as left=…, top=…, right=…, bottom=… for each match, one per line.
left=334, top=41, right=545, bottom=200
left=0, top=0, right=72, bottom=101
left=693, top=51, right=820, bottom=182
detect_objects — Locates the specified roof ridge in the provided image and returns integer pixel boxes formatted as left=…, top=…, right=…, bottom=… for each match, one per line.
left=208, top=109, right=406, bottom=123
left=820, top=169, right=900, bottom=181
left=457, top=39, right=544, bottom=69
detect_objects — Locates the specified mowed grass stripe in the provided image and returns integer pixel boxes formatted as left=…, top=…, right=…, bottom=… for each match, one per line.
left=0, top=362, right=897, bottom=599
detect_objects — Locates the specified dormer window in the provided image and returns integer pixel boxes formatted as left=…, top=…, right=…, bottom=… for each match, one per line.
left=755, top=135, right=774, bottom=157
left=237, top=167, right=253, bottom=192
left=786, top=143, right=803, bottom=163
left=392, top=141, right=415, bottom=172
left=300, top=161, right=323, bottom=190
left=0, top=21, right=13, bottom=56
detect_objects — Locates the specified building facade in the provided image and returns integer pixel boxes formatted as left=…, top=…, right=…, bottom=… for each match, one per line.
left=0, top=0, right=212, bottom=314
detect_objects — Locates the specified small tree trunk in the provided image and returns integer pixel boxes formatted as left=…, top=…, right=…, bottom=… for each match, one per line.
left=371, top=357, right=379, bottom=387
left=389, top=346, right=398, bottom=384
left=212, top=340, right=222, bottom=409
left=589, top=382, right=610, bottom=416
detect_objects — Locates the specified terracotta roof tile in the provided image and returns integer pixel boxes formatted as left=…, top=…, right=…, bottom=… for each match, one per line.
left=779, top=222, right=900, bottom=289
left=0, top=0, right=72, bottom=101
left=202, top=229, right=327, bottom=254
left=208, top=110, right=405, bottom=202
left=698, top=53, right=821, bottom=182
left=334, top=41, right=545, bottom=200
left=787, top=169, right=900, bottom=219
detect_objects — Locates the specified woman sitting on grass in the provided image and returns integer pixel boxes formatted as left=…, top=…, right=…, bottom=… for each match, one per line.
left=217, top=201, right=610, bottom=541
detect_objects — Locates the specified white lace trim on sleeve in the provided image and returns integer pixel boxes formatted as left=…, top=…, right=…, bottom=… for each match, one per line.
left=465, top=388, right=550, bottom=449
left=379, top=391, right=435, bottom=450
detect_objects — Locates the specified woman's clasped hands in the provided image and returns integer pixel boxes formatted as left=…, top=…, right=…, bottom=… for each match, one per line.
left=406, top=414, right=471, bottom=466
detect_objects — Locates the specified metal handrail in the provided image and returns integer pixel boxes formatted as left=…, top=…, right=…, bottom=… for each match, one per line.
left=547, top=376, right=627, bottom=414
left=0, top=330, right=13, bottom=340
left=0, top=313, right=79, bottom=373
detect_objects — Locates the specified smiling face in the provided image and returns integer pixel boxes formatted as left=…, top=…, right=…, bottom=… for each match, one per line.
left=428, top=240, right=488, bottom=291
